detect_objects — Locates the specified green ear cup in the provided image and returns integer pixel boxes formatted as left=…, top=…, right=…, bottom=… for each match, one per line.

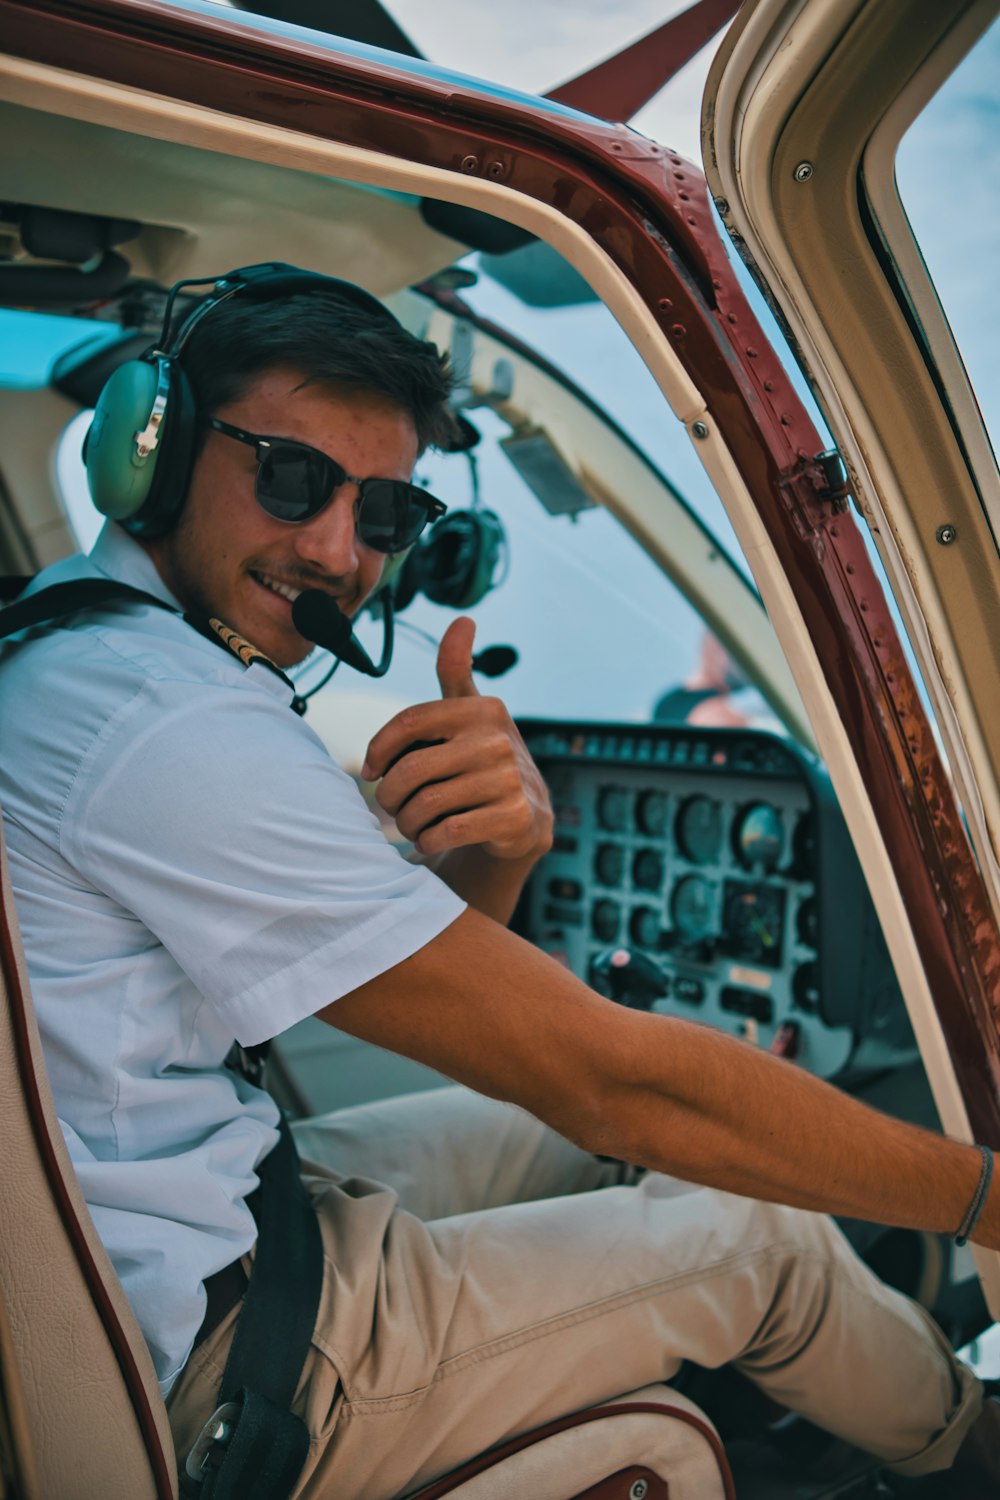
left=86, top=361, right=164, bottom=520
left=389, top=512, right=506, bottom=614
left=455, top=511, right=504, bottom=608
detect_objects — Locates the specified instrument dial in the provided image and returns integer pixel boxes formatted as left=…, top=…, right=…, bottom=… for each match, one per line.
left=630, top=906, right=661, bottom=950
left=724, top=883, right=785, bottom=967
left=670, top=876, right=715, bottom=945
left=591, top=899, right=621, bottom=944
left=734, top=803, right=784, bottom=872
left=632, top=847, right=665, bottom=892
left=594, top=842, right=625, bottom=887
left=597, top=786, right=631, bottom=832
left=676, top=795, right=723, bottom=865
left=637, top=790, right=668, bottom=837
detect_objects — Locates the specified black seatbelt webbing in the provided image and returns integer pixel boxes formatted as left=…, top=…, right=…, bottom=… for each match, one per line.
left=2, top=575, right=323, bottom=1500
left=198, top=1115, right=323, bottom=1500
left=0, top=576, right=297, bottom=694
left=0, top=578, right=172, bottom=638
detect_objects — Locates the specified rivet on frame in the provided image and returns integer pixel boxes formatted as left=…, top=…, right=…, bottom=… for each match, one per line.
left=461, top=155, right=479, bottom=173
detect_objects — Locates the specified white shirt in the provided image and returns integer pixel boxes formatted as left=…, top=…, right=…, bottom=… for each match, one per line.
left=0, top=522, right=465, bottom=1392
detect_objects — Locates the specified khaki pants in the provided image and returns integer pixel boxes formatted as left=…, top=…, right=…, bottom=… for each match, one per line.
left=168, top=1087, right=982, bottom=1498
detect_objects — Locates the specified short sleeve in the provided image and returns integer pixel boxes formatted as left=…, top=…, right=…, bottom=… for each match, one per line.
left=61, top=673, right=465, bottom=1045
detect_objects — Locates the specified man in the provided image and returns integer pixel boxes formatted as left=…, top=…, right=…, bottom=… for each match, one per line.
left=0, top=272, right=997, bottom=1499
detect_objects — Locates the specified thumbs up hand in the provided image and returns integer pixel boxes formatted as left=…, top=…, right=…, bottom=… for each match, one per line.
left=362, top=617, right=552, bottom=862
left=434, top=614, right=480, bottom=702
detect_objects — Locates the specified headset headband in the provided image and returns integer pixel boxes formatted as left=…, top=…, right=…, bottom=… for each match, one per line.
left=158, top=263, right=401, bottom=360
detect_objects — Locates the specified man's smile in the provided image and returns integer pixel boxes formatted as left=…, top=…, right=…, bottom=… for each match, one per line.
left=249, top=569, right=304, bottom=605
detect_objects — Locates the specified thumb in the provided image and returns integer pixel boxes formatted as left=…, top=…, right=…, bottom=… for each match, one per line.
left=436, top=616, right=480, bottom=699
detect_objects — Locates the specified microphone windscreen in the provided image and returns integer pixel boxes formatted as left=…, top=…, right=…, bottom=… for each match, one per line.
left=472, top=645, right=518, bottom=678
left=292, top=590, right=353, bottom=652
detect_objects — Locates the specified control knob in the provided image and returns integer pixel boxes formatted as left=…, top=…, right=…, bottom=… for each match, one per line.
left=590, top=948, right=668, bottom=1011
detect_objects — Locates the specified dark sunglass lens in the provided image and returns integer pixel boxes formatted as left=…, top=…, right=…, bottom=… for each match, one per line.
left=257, top=446, right=337, bottom=522
left=357, top=482, right=433, bottom=552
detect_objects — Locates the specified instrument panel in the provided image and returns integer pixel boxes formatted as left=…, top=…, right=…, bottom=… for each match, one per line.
left=514, top=721, right=916, bottom=1081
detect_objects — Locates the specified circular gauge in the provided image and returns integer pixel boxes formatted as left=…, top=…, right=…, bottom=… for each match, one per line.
left=630, top=906, right=661, bottom=950
left=734, top=803, right=784, bottom=872
left=591, top=898, right=621, bottom=944
left=675, top=795, right=723, bottom=865
left=593, top=842, right=625, bottom=887
left=636, top=790, right=668, bottom=837
left=632, top=847, right=665, bottom=892
left=670, top=876, right=715, bottom=945
left=724, top=883, right=785, bottom=966
left=597, top=786, right=631, bottom=832
left=796, top=896, right=818, bottom=949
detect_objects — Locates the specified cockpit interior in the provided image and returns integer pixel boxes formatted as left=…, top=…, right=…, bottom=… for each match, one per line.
left=1, top=2, right=999, bottom=1497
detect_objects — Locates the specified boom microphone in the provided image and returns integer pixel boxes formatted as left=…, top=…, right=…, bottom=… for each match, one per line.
left=471, top=645, right=518, bottom=678
left=292, top=589, right=393, bottom=677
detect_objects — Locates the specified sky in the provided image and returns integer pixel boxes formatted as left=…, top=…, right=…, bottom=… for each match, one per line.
left=389, top=0, right=715, bottom=159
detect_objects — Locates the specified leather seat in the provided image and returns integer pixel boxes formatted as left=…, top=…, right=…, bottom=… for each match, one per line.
left=0, top=816, right=734, bottom=1499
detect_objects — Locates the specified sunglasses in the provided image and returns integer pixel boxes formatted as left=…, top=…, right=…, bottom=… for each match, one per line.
left=206, top=417, right=447, bottom=552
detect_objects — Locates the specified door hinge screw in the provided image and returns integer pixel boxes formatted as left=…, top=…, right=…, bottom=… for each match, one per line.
left=794, top=161, right=814, bottom=182
left=936, top=524, right=957, bottom=545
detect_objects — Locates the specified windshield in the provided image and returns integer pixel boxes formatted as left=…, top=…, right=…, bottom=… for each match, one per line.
left=895, top=17, right=1000, bottom=475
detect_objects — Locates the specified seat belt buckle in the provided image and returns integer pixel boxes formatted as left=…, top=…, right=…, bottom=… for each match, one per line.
left=185, top=1401, right=242, bottom=1482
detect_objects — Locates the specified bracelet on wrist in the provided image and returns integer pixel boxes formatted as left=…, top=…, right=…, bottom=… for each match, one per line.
left=955, top=1145, right=994, bottom=1247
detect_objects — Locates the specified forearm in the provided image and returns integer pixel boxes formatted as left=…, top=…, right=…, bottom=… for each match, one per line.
left=415, top=843, right=540, bottom=925
left=613, top=1011, right=999, bottom=1249
left=325, top=910, right=998, bottom=1249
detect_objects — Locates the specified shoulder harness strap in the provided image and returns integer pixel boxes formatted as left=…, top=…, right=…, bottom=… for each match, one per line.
left=0, top=577, right=296, bottom=695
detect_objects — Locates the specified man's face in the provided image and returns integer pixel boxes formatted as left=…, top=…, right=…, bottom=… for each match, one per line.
left=144, top=368, right=420, bottom=667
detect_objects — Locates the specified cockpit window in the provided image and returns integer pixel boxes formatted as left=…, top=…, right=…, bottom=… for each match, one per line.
left=895, top=19, right=999, bottom=472
left=0, top=309, right=119, bottom=389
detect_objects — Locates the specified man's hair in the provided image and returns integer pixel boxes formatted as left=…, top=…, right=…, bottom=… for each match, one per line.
left=180, top=290, right=457, bottom=451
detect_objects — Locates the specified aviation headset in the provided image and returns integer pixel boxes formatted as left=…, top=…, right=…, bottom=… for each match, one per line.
left=393, top=507, right=506, bottom=612
left=84, top=260, right=506, bottom=609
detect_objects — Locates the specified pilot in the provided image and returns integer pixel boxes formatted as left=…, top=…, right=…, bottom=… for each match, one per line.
left=0, top=267, right=996, bottom=1498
